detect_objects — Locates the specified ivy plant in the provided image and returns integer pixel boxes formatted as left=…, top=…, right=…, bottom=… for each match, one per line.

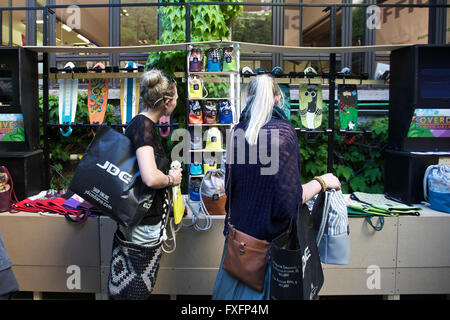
left=291, top=108, right=388, bottom=194
left=145, top=0, right=243, bottom=166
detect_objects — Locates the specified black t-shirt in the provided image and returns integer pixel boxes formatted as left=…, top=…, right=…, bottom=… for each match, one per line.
left=125, top=114, right=169, bottom=225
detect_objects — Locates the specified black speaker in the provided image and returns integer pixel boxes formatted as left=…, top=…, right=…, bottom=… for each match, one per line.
left=388, top=45, right=450, bottom=152
left=0, top=47, right=40, bottom=152
left=384, top=149, right=440, bottom=204
left=0, top=150, right=44, bottom=201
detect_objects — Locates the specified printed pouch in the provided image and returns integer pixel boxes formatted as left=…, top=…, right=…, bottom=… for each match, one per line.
left=190, top=162, right=203, bottom=176
left=222, top=47, right=237, bottom=72
left=189, top=178, right=201, bottom=201
left=189, top=76, right=204, bottom=99
left=218, top=100, right=233, bottom=124
left=203, top=159, right=218, bottom=173
left=206, top=48, right=222, bottom=72
left=204, top=100, right=217, bottom=124
left=190, top=126, right=203, bottom=150
left=189, top=100, right=203, bottom=124
left=189, top=48, right=202, bottom=72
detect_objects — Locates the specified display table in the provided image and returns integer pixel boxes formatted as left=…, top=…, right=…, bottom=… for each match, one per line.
left=0, top=206, right=449, bottom=299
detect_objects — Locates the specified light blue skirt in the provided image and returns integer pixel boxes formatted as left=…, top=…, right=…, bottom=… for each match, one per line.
left=212, top=240, right=271, bottom=300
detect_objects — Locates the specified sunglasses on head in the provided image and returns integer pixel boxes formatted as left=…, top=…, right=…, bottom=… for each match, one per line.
left=166, top=75, right=176, bottom=84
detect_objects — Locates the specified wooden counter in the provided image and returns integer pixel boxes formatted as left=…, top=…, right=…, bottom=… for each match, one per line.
left=0, top=206, right=449, bottom=299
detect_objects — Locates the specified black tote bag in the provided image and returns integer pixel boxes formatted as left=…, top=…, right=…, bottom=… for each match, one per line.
left=270, top=203, right=324, bottom=300
left=69, top=126, right=155, bottom=228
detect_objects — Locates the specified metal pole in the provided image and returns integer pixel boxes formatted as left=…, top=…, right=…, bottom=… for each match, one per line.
left=298, top=0, right=303, bottom=46
left=185, top=2, right=191, bottom=43
left=327, top=5, right=337, bottom=173
left=184, top=3, right=191, bottom=194
left=25, top=0, right=37, bottom=46
left=43, top=7, right=50, bottom=189
left=341, top=0, right=352, bottom=68
left=364, top=0, right=376, bottom=79
left=428, top=0, right=447, bottom=44
left=8, top=0, right=12, bottom=46
left=109, top=0, right=120, bottom=88
left=0, top=10, right=3, bottom=45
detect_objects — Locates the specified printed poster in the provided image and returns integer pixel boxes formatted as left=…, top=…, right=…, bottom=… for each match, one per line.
left=408, top=109, right=450, bottom=138
left=0, top=114, right=25, bottom=142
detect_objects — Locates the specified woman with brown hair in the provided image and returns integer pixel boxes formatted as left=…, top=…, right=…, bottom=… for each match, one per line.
left=109, top=68, right=182, bottom=300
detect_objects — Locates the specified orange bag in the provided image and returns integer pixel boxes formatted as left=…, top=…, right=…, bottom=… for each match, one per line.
left=189, top=100, right=203, bottom=124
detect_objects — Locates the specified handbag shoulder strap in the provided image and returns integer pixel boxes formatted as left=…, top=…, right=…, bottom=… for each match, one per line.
left=160, top=188, right=171, bottom=240
left=224, top=126, right=236, bottom=232
left=315, top=191, right=330, bottom=245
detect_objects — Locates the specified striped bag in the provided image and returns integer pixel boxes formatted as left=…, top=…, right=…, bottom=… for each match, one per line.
left=316, top=189, right=350, bottom=265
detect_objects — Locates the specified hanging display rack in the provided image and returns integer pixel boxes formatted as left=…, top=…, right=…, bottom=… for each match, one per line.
left=21, top=0, right=426, bottom=188
left=28, top=40, right=409, bottom=189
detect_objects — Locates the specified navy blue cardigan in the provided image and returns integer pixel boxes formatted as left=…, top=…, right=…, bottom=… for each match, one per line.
left=224, top=117, right=303, bottom=242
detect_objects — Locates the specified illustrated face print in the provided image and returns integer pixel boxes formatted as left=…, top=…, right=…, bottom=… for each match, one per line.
left=340, top=89, right=356, bottom=112
left=305, top=85, right=318, bottom=113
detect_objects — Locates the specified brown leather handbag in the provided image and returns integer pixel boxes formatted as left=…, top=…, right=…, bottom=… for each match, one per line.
left=222, top=223, right=270, bottom=292
left=221, top=128, right=270, bottom=292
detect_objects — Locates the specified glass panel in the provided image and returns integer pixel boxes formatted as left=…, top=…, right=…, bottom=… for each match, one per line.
left=120, top=0, right=158, bottom=46
left=8, top=10, right=26, bottom=46
left=351, top=5, right=365, bottom=74
left=119, top=59, right=147, bottom=69
left=240, top=59, right=272, bottom=72
left=301, top=0, right=341, bottom=47
left=283, top=58, right=330, bottom=75
left=232, top=4, right=272, bottom=44
left=54, top=0, right=109, bottom=46
left=0, top=1, right=27, bottom=46
left=375, top=0, right=429, bottom=45
left=447, top=0, right=450, bottom=44
left=36, top=9, right=43, bottom=46
left=372, top=1, right=429, bottom=78
left=284, top=0, right=300, bottom=46
left=1, top=9, right=10, bottom=46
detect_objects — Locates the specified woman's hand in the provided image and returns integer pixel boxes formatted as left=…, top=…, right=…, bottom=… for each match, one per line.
left=320, top=173, right=341, bottom=191
left=169, top=168, right=183, bottom=186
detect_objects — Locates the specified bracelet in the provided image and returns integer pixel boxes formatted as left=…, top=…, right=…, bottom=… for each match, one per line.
left=313, top=176, right=327, bottom=192
left=167, top=175, right=173, bottom=187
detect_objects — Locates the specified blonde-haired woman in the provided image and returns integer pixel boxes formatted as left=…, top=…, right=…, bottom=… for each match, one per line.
left=212, top=74, right=341, bottom=300
left=123, top=68, right=182, bottom=242
left=110, top=69, right=182, bottom=299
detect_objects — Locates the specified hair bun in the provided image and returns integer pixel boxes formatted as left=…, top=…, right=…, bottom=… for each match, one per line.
left=142, top=69, right=163, bottom=88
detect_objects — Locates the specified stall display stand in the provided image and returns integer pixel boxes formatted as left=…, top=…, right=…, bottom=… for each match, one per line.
left=27, top=41, right=405, bottom=186
left=185, top=43, right=240, bottom=215
left=0, top=41, right=444, bottom=299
